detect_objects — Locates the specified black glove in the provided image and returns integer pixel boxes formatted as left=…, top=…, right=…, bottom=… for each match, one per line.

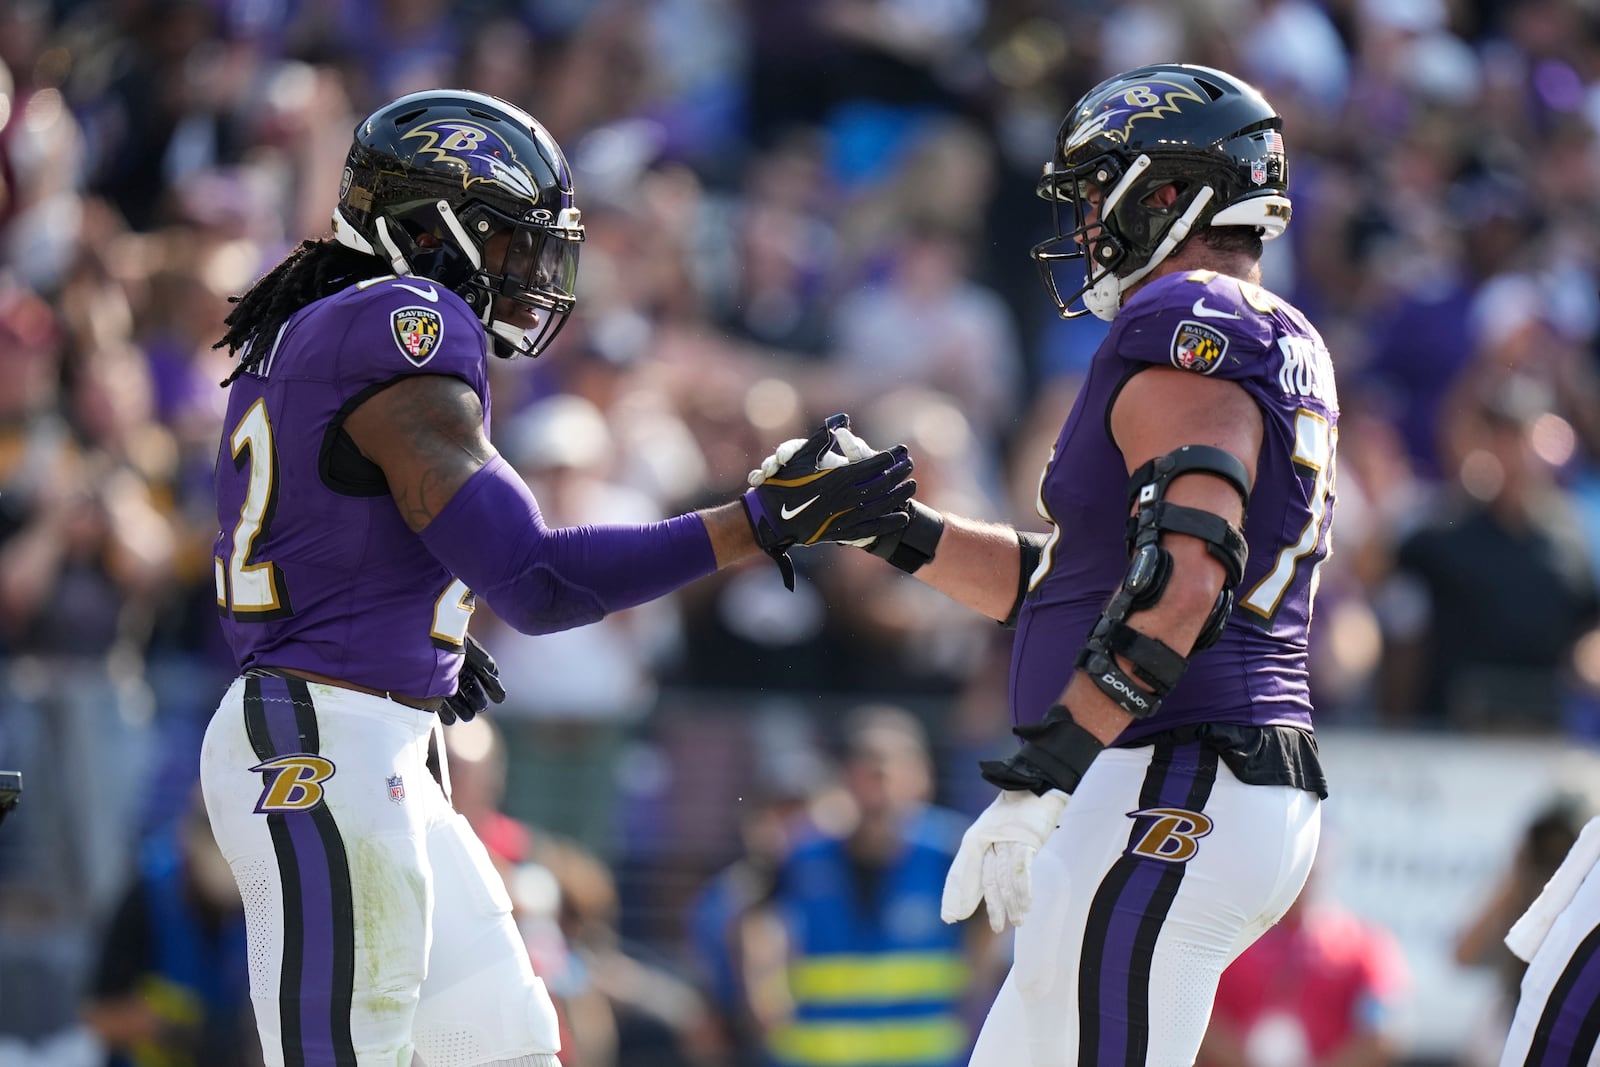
left=742, top=413, right=916, bottom=589
left=440, top=634, right=506, bottom=725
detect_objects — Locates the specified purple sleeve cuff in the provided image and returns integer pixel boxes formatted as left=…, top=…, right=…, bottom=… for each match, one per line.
left=418, top=455, right=715, bottom=634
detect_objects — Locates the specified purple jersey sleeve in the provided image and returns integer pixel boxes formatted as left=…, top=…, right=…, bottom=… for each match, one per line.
left=1110, top=270, right=1277, bottom=383
left=329, top=277, right=491, bottom=405
left=417, top=455, right=716, bottom=635
left=1008, top=270, right=1338, bottom=744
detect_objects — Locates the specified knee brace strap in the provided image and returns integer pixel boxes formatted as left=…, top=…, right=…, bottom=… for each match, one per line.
left=1076, top=619, right=1187, bottom=718
left=1128, top=502, right=1248, bottom=586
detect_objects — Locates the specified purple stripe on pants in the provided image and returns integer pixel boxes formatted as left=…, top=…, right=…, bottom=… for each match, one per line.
left=1095, top=744, right=1203, bottom=1067
left=260, top=675, right=339, bottom=1066
left=1539, top=937, right=1600, bottom=1064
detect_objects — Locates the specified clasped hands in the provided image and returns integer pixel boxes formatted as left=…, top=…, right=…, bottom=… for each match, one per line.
left=741, top=413, right=917, bottom=588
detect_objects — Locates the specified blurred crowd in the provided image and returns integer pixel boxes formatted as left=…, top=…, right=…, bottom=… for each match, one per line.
left=6, top=0, right=1600, bottom=1063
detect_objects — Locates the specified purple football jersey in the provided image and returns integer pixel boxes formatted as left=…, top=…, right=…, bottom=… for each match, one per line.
left=213, top=276, right=491, bottom=698
left=1011, top=270, right=1338, bottom=744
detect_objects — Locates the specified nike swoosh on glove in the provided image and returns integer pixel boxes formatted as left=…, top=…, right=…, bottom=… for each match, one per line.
left=742, top=413, right=914, bottom=588
left=440, top=634, right=507, bottom=725
left=941, top=788, right=1069, bottom=932
left=749, top=423, right=882, bottom=547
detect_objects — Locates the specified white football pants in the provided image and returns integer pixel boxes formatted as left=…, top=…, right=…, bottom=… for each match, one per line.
left=200, top=672, right=562, bottom=1067
left=968, top=739, right=1320, bottom=1067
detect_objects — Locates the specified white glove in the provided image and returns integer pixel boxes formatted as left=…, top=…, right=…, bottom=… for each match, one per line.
left=748, top=426, right=882, bottom=546
left=941, top=788, right=1069, bottom=932
left=747, top=425, right=879, bottom=484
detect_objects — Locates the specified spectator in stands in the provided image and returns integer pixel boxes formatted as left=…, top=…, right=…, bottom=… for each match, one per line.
left=686, top=713, right=843, bottom=1066
left=1378, top=374, right=1600, bottom=730
left=741, top=704, right=982, bottom=1067
left=82, top=791, right=257, bottom=1067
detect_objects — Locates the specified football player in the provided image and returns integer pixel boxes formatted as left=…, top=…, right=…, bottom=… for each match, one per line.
left=200, top=90, right=915, bottom=1067
left=762, top=63, right=1333, bottom=1063
left=1499, top=812, right=1600, bottom=1065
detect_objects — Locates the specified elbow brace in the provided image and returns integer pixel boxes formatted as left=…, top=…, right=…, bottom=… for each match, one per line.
left=1077, top=445, right=1251, bottom=718
left=418, top=456, right=716, bottom=635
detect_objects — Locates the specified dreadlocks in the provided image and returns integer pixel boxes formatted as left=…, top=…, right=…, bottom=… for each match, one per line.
left=216, top=240, right=386, bottom=386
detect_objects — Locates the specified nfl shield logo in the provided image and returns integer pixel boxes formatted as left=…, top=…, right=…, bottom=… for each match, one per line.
left=387, top=774, right=405, bottom=804
left=390, top=306, right=443, bottom=367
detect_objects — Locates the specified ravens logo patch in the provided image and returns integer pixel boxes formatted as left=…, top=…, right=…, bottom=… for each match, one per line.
left=1170, top=320, right=1228, bottom=375
left=391, top=306, right=443, bottom=366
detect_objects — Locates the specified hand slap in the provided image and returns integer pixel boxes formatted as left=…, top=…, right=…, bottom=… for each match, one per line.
left=742, top=414, right=916, bottom=587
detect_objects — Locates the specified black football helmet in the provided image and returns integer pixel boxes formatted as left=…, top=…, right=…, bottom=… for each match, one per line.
left=333, top=90, right=585, bottom=358
left=1032, top=64, right=1291, bottom=321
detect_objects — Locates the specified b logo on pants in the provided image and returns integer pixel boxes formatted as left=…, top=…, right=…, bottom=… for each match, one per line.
left=1126, top=806, right=1214, bottom=863
left=251, top=754, right=337, bottom=812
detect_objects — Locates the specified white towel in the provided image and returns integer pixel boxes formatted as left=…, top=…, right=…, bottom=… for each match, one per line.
left=1506, top=815, right=1600, bottom=963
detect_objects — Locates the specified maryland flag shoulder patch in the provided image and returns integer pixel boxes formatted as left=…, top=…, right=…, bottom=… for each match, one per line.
left=391, top=306, right=444, bottom=367
left=1169, top=320, right=1228, bottom=375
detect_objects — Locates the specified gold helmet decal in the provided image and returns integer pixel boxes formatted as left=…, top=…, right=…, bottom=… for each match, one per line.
left=401, top=120, right=542, bottom=202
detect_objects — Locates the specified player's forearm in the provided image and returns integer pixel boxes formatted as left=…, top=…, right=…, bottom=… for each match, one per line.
left=911, top=513, right=1027, bottom=621
left=698, top=500, right=764, bottom=568
left=419, top=456, right=717, bottom=634
left=1059, top=537, right=1226, bottom=745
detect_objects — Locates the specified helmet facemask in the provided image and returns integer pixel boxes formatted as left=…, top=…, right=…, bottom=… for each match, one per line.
left=1031, top=151, right=1218, bottom=322
left=342, top=197, right=583, bottom=359
left=453, top=203, right=581, bottom=360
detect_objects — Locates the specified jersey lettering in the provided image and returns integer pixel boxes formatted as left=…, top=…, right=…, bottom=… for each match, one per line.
left=1027, top=448, right=1061, bottom=591
left=1276, top=335, right=1337, bottom=405
left=430, top=579, right=475, bottom=651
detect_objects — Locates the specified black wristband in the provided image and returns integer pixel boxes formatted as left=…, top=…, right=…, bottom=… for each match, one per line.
left=979, top=703, right=1105, bottom=795
left=1001, top=531, right=1049, bottom=629
left=869, top=499, right=944, bottom=573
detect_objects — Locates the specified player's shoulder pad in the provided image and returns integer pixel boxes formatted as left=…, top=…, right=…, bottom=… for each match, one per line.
left=1112, top=270, right=1282, bottom=382
left=326, top=275, right=489, bottom=386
